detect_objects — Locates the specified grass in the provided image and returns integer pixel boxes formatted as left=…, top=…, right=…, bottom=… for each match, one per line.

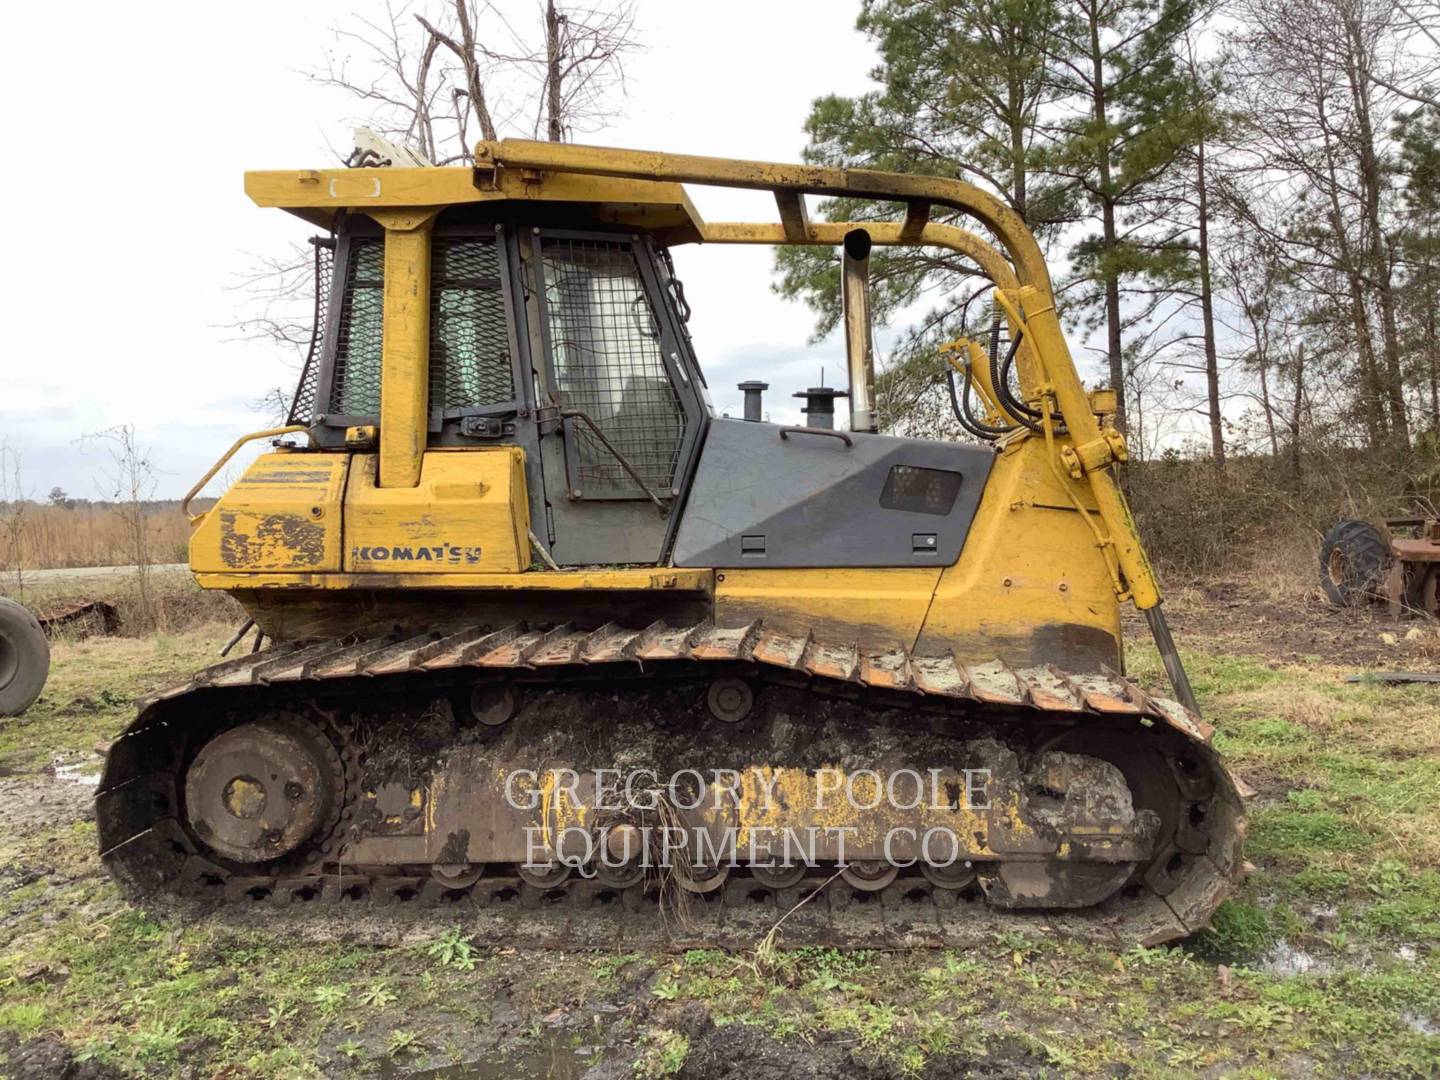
left=0, top=624, right=1434, bottom=1077
left=0, top=502, right=194, bottom=571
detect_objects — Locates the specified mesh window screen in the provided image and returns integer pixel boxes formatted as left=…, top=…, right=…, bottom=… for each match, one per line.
left=328, top=237, right=384, bottom=416
left=541, top=238, right=686, bottom=497
left=286, top=240, right=334, bottom=426
left=429, top=237, right=514, bottom=410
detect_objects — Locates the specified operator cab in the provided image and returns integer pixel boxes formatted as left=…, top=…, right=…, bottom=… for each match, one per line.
left=293, top=203, right=991, bottom=574
left=303, top=210, right=710, bottom=565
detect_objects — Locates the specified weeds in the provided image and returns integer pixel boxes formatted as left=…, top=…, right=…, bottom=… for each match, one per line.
left=422, top=928, right=477, bottom=971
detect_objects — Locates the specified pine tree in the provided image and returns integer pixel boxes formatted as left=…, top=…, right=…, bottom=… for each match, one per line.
left=1040, top=0, right=1201, bottom=434
left=772, top=0, right=1069, bottom=433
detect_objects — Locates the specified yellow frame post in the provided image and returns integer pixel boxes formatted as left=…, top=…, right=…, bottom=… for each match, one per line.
left=369, top=209, right=440, bottom=488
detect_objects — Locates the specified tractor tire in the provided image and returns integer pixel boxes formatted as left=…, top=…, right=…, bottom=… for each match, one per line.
left=1319, top=520, right=1392, bottom=607
left=0, top=597, right=50, bottom=717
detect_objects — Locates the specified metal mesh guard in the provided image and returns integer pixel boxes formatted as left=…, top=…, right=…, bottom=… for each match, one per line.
left=430, top=237, right=514, bottom=410
left=328, top=238, right=384, bottom=417
left=286, top=241, right=334, bottom=426
left=541, top=239, right=685, bottom=496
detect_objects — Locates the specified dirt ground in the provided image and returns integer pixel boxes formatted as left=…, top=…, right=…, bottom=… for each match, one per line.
left=0, top=581, right=1436, bottom=1078
left=1144, top=575, right=1440, bottom=670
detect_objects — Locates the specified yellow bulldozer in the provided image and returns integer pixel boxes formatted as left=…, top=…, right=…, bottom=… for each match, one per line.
left=97, top=141, right=1244, bottom=947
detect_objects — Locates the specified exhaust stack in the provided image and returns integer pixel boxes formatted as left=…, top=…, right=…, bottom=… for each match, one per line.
left=737, top=380, right=769, bottom=422
left=842, top=229, right=877, bottom=433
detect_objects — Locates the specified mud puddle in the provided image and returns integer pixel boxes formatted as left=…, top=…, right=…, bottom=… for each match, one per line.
left=51, top=758, right=101, bottom=786
left=383, top=1030, right=603, bottom=1078
left=1258, top=940, right=1334, bottom=976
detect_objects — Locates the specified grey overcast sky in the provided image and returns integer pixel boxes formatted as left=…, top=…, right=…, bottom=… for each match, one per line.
left=2, top=0, right=895, bottom=499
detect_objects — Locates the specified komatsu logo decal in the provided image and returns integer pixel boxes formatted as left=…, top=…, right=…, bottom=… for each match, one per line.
left=352, top=543, right=483, bottom=564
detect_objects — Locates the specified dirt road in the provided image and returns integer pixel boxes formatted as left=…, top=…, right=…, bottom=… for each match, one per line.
left=15, top=564, right=188, bottom=584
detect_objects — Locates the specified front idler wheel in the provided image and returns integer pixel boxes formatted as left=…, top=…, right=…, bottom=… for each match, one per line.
left=184, top=715, right=342, bottom=864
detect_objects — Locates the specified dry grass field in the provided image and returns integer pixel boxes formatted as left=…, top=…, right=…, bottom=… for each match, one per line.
left=0, top=504, right=196, bottom=573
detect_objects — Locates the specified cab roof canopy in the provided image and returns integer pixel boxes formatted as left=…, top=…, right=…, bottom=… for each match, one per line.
left=244, top=163, right=706, bottom=242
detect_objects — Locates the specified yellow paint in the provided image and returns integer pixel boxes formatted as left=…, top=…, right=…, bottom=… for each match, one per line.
left=714, top=567, right=942, bottom=650
left=918, top=437, right=1121, bottom=663
left=245, top=167, right=702, bottom=238
left=369, top=210, right=439, bottom=489
left=991, top=286, right=1159, bottom=609
left=196, top=567, right=714, bottom=592
left=478, top=139, right=1056, bottom=298
left=704, top=221, right=1043, bottom=395
left=190, top=452, right=348, bottom=573
left=344, top=450, right=529, bottom=573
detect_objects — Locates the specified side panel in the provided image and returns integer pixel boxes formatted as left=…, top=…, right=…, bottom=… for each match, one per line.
left=714, top=567, right=943, bottom=651
left=344, top=449, right=529, bottom=573
left=673, top=418, right=995, bottom=568
left=190, top=452, right=349, bottom=573
left=917, top=438, right=1121, bottom=671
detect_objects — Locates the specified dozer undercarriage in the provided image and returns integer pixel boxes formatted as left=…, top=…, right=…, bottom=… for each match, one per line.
left=96, top=137, right=1246, bottom=947
left=100, top=620, right=1240, bottom=947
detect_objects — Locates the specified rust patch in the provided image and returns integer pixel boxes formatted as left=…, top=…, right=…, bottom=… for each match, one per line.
left=219, top=511, right=327, bottom=569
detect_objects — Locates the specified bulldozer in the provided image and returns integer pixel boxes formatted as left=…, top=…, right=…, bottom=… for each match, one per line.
left=96, top=140, right=1244, bottom=947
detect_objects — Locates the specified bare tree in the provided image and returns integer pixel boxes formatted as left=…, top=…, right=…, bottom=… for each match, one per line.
left=1224, top=0, right=1416, bottom=450
left=0, top=442, right=27, bottom=597
left=312, top=0, right=640, bottom=165
left=85, top=426, right=159, bottom=632
left=237, top=1, right=640, bottom=416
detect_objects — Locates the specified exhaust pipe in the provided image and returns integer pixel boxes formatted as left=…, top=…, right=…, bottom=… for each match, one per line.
left=842, top=229, right=876, bottom=433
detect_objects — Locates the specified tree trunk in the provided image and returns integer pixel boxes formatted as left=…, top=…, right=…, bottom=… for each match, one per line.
left=1008, top=68, right=1027, bottom=221
left=1195, top=136, right=1224, bottom=465
left=443, top=2, right=498, bottom=143
left=545, top=0, right=564, bottom=142
left=1258, top=351, right=1279, bottom=458
left=1087, top=8, right=1125, bottom=432
left=1290, top=342, right=1306, bottom=482
left=1344, top=8, right=1410, bottom=446
left=1317, top=118, right=1387, bottom=446
left=1427, top=249, right=1440, bottom=426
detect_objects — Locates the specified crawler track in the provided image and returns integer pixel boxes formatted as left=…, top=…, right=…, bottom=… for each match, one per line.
left=97, top=621, right=1245, bottom=948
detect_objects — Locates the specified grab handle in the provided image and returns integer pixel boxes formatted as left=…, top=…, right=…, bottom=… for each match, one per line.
left=779, top=426, right=853, bottom=447
left=182, top=425, right=312, bottom=524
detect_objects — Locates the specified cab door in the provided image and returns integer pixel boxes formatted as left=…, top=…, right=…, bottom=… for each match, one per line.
left=525, top=230, right=706, bottom=566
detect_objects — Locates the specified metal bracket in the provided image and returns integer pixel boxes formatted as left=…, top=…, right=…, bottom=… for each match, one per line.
left=459, top=416, right=515, bottom=440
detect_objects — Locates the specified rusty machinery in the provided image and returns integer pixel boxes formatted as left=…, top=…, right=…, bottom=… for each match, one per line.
left=95, top=140, right=1245, bottom=947
left=1321, top=503, right=1440, bottom=617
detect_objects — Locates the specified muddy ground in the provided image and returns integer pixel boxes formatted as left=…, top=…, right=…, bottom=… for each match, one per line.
left=0, top=579, right=1435, bottom=1077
